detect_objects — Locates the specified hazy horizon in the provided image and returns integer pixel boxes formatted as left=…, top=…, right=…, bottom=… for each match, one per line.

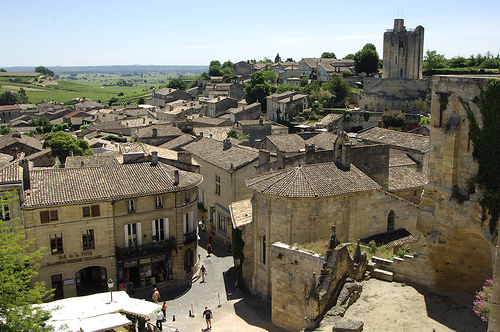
left=2, top=0, right=499, bottom=67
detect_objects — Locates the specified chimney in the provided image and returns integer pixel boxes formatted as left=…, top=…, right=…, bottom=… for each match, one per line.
left=259, top=117, right=263, bottom=125
left=305, top=143, right=316, bottom=165
left=223, top=139, right=231, bottom=150
left=21, top=159, right=30, bottom=191
left=199, top=131, right=204, bottom=138
left=178, top=151, right=192, bottom=165
left=151, top=151, right=158, bottom=166
left=152, top=128, right=157, bottom=137
left=81, top=160, right=85, bottom=167
left=70, top=150, right=74, bottom=157
left=173, top=169, right=179, bottom=186
left=259, top=150, right=270, bottom=165
left=277, top=150, right=285, bottom=169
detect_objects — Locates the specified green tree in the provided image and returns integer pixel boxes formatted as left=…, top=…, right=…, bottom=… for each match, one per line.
left=244, top=72, right=272, bottom=111
left=34, top=66, right=54, bottom=77
left=260, top=70, right=277, bottom=83
left=460, top=78, right=500, bottom=232
left=480, top=58, right=500, bottom=69
left=167, top=78, right=188, bottom=91
left=423, top=50, right=447, bottom=75
left=449, top=56, right=468, bottom=68
left=108, top=97, right=118, bottom=106
left=137, top=97, right=146, bottom=104
left=321, top=52, right=336, bottom=59
left=276, top=84, right=302, bottom=94
left=0, top=126, right=12, bottom=135
left=222, top=60, right=234, bottom=69
left=354, top=44, right=380, bottom=75
left=300, top=76, right=308, bottom=87
left=200, top=72, right=210, bottom=81
left=324, top=76, right=351, bottom=104
left=16, top=88, right=29, bottom=104
left=0, top=68, right=6, bottom=72
left=43, top=131, right=94, bottom=163
left=0, top=193, right=55, bottom=331
left=208, top=65, right=222, bottom=77
left=209, top=60, right=221, bottom=68
left=274, top=53, right=281, bottom=63
left=344, top=54, right=355, bottom=60
left=343, top=70, right=353, bottom=77
left=0, top=91, right=17, bottom=106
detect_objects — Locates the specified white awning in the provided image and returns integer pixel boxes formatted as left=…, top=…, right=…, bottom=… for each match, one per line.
left=80, top=313, right=132, bottom=332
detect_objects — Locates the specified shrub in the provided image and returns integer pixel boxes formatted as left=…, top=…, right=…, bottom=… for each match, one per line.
left=473, top=279, right=493, bottom=322
left=383, top=110, right=405, bottom=128
left=396, top=244, right=411, bottom=258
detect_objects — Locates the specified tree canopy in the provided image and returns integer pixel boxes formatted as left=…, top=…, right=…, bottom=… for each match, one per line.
left=354, top=44, right=380, bottom=75
left=167, top=78, right=187, bottom=91
left=43, top=131, right=94, bottom=163
left=0, top=91, right=17, bottom=106
left=0, top=192, right=55, bottom=331
left=244, top=72, right=272, bottom=111
left=222, top=60, right=234, bottom=69
left=324, top=76, right=351, bottom=104
left=35, top=66, right=54, bottom=77
left=321, top=52, right=336, bottom=59
left=423, top=50, right=447, bottom=75
left=275, top=53, right=282, bottom=63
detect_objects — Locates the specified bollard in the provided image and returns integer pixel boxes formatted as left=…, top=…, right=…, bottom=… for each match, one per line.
left=173, top=315, right=175, bottom=321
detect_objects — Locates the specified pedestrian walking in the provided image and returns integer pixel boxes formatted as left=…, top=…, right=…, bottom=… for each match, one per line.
left=200, top=265, right=206, bottom=283
left=161, top=301, right=167, bottom=320
left=156, top=310, right=164, bottom=331
left=207, top=243, right=212, bottom=257
left=152, top=288, right=160, bottom=303
left=203, top=306, right=213, bottom=330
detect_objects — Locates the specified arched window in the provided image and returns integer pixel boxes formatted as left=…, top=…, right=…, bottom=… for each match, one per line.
left=262, top=235, right=266, bottom=265
left=387, top=210, right=395, bottom=231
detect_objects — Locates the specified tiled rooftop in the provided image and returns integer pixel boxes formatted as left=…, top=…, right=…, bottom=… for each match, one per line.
left=23, top=162, right=202, bottom=208
left=388, top=166, right=428, bottom=192
left=265, top=134, right=305, bottom=153
left=183, top=137, right=259, bottom=172
left=246, top=162, right=380, bottom=198
left=0, top=132, right=43, bottom=151
left=0, top=163, right=22, bottom=184
left=192, top=127, right=232, bottom=142
left=230, top=198, right=252, bottom=228
left=135, top=124, right=183, bottom=138
left=306, top=132, right=339, bottom=150
left=357, top=127, right=429, bottom=153
left=389, top=154, right=417, bottom=167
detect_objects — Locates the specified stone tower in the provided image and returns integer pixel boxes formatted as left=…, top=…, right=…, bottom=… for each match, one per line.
left=382, top=19, right=424, bottom=79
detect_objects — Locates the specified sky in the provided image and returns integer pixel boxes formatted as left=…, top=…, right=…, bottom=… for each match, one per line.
left=2, top=0, right=500, bottom=67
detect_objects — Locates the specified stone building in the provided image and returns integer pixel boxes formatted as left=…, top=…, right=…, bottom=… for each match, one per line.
left=22, top=159, right=202, bottom=299
left=382, top=19, right=424, bottom=79
left=416, top=75, right=500, bottom=295
left=134, top=124, right=183, bottom=146
left=183, top=137, right=260, bottom=243
left=239, top=137, right=419, bottom=298
left=148, top=88, right=192, bottom=109
left=0, top=132, right=43, bottom=158
left=266, top=91, right=309, bottom=122
left=206, top=97, right=238, bottom=118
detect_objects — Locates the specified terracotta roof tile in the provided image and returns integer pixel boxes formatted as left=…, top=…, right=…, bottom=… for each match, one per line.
left=357, top=127, right=429, bottom=152
left=246, top=162, right=380, bottom=198
left=0, top=163, right=22, bottom=184
left=388, top=166, right=427, bottom=192
left=266, top=134, right=305, bottom=153
left=23, top=162, right=202, bottom=208
left=183, top=138, right=259, bottom=172
left=230, top=199, right=252, bottom=228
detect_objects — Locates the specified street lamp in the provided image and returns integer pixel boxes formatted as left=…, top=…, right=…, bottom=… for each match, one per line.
left=107, top=278, right=114, bottom=303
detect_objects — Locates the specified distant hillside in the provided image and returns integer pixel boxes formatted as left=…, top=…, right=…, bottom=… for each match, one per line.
left=1, top=65, right=208, bottom=75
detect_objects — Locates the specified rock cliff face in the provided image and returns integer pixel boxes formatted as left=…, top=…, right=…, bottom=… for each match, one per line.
left=416, top=75, right=500, bottom=294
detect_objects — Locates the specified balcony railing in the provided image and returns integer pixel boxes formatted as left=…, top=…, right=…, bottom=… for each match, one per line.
left=116, top=236, right=176, bottom=260
left=183, top=230, right=197, bottom=245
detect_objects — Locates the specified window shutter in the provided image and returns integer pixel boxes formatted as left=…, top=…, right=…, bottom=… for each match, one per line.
left=183, top=214, right=187, bottom=234
left=40, top=211, right=50, bottom=224
left=91, top=205, right=100, bottom=217
left=83, top=206, right=90, bottom=217
left=152, top=220, right=157, bottom=241
left=124, top=224, right=129, bottom=248
left=189, top=211, right=194, bottom=233
left=164, top=218, right=169, bottom=239
left=137, top=222, right=142, bottom=246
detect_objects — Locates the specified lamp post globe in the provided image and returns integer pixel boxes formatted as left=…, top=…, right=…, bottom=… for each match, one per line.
left=107, top=278, right=114, bottom=303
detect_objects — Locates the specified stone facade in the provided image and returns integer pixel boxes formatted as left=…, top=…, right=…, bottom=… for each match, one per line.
left=416, top=75, right=500, bottom=294
left=242, top=167, right=418, bottom=298
left=271, top=243, right=323, bottom=331
left=22, top=161, right=202, bottom=300
left=358, top=77, right=431, bottom=114
left=382, top=19, right=424, bottom=80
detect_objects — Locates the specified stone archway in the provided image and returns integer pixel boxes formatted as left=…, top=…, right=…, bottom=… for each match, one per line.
left=76, top=266, right=107, bottom=296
